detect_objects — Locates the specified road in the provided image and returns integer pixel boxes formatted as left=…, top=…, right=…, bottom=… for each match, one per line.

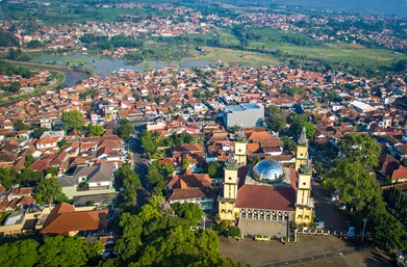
left=129, top=120, right=150, bottom=206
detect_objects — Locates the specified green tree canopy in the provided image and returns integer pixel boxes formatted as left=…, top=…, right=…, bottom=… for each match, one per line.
left=172, top=202, right=204, bottom=226
left=267, top=113, right=286, bottom=133
left=115, top=163, right=141, bottom=206
left=39, top=236, right=88, bottom=267
left=87, top=124, right=104, bottom=137
left=61, top=110, right=84, bottom=132
left=0, top=239, right=40, bottom=267
left=115, top=119, right=135, bottom=140
left=141, top=130, right=157, bottom=154
left=35, top=177, right=62, bottom=207
left=14, top=119, right=27, bottom=131
left=207, top=161, right=224, bottom=178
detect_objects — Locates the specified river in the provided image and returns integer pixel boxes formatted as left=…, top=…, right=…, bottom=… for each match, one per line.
left=32, top=53, right=217, bottom=83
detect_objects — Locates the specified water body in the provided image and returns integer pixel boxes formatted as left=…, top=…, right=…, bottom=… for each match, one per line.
left=32, top=53, right=217, bottom=78
left=62, top=70, right=87, bottom=87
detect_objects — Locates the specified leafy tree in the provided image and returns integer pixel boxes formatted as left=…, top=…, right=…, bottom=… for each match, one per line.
left=115, top=163, right=141, bottom=206
left=281, top=135, right=297, bottom=152
left=62, top=110, right=84, bottom=131
left=0, top=167, right=20, bottom=189
left=26, top=40, right=45, bottom=48
left=14, top=119, right=27, bottom=131
left=140, top=130, right=157, bottom=154
left=32, top=127, right=49, bottom=138
left=151, top=131, right=162, bottom=144
left=227, top=226, right=241, bottom=237
left=162, top=163, right=175, bottom=177
left=267, top=113, right=286, bottom=133
left=304, top=122, right=315, bottom=140
left=172, top=202, right=204, bottom=226
left=338, top=134, right=381, bottom=168
left=207, top=161, right=224, bottom=178
left=57, top=139, right=67, bottom=150
left=24, top=155, right=36, bottom=168
left=0, top=239, right=40, bottom=267
left=19, top=168, right=44, bottom=185
left=87, top=125, right=105, bottom=137
left=115, top=119, right=135, bottom=140
left=9, top=81, right=21, bottom=93
left=46, top=167, right=59, bottom=177
left=35, top=177, right=62, bottom=207
left=39, top=236, right=88, bottom=267
left=82, top=240, right=104, bottom=266
left=182, top=156, right=190, bottom=173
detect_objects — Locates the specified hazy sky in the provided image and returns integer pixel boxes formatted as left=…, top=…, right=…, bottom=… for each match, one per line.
left=275, top=0, right=407, bottom=16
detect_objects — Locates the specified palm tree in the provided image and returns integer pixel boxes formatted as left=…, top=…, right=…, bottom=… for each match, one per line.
left=151, top=131, right=162, bottom=145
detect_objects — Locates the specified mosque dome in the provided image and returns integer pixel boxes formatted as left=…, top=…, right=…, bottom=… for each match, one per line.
left=252, top=159, right=284, bottom=183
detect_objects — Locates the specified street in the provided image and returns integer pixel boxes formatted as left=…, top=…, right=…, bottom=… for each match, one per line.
left=129, top=120, right=150, bottom=206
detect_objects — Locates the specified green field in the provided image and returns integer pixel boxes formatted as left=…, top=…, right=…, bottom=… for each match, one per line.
left=186, top=47, right=282, bottom=67
left=249, top=41, right=407, bottom=67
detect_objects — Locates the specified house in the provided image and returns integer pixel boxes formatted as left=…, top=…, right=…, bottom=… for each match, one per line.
left=40, top=203, right=108, bottom=236
left=58, top=162, right=117, bottom=199
left=36, top=137, right=59, bottom=150
left=166, top=172, right=214, bottom=210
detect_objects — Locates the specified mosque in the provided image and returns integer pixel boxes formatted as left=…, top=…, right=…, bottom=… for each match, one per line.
left=218, top=128, right=314, bottom=238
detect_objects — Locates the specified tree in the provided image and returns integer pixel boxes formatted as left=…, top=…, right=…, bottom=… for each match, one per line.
left=151, top=131, right=162, bottom=144
left=207, top=161, right=224, bottom=178
left=338, top=134, right=381, bottom=168
left=267, top=113, right=286, bottom=133
left=36, top=177, right=62, bottom=207
left=62, top=110, right=84, bottom=131
left=115, top=119, right=135, bottom=140
left=39, top=236, right=88, bottom=267
left=140, top=130, right=157, bottom=154
left=304, top=122, right=315, bottom=140
left=182, top=156, right=190, bottom=173
left=24, top=155, right=36, bottom=168
left=46, top=167, right=59, bottom=177
left=19, top=168, right=44, bottom=185
left=32, top=127, right=49, bottom=138
left=82, top=240, right=104, bottom=266
left=0, top=239, right=40, bottom=267
left=227, top=226, right=241, bottom=237
left=9, top=81, right=21, bottom=93
left=172, top=202, right=204, bottom=226
left=162, top=163, right=175, bottom=177
left=281, top=135, right=297, bottom=152
left=0, top=168, right=20, bottom=189
left=26, top=40, right=45, bottom=48
left=115, top=163, right=141, bottom=206
left=87, top=125, right=104, bottom=137
left=14, top=119, right=27, bottom=131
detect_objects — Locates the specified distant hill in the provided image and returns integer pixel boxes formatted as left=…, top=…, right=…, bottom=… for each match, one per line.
left=274, top=0, right=407, bottom=16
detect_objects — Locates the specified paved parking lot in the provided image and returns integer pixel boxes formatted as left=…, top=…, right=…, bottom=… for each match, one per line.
left=219, top=235, right=393, bottom=267
left=312, top=181, right=349, bottom=232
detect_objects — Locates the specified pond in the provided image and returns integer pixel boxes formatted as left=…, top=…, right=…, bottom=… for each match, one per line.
left=32, top=53, right=217, bottom=79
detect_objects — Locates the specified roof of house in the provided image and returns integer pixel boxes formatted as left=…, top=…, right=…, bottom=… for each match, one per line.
left=73, top=162, right=114, bottom=183
left=41, top=203, right=108, bottom=235
left=167, top=187, right=213, bottom=201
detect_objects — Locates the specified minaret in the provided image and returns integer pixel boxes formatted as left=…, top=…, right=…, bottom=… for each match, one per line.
left=295, top=127, right=308, bottom=171
left=294, top=127, right=313, bottom=225
left=219, top=155, right=239, bottom=221
left=234, top=128, right=247, bottom=165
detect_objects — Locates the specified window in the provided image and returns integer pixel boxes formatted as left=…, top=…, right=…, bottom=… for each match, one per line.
left=228, top=177, right=232, bottom=180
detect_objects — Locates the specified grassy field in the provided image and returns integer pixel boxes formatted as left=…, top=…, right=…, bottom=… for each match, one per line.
left=249, top=41, right=407, bottom=67
left=185, top=47, right=282, bottom=67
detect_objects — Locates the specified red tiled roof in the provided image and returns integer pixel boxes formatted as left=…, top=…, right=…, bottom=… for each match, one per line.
left=392, top=165, right=407, bottom=181
left=41, top=203, right=108, bottom=235
left=235, top=168, right=298, bottom=211
left=167, top=187, right=213, bottom=201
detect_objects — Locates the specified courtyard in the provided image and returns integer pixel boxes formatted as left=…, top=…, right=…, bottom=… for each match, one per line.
left=219, top=235, right=393, bottom=267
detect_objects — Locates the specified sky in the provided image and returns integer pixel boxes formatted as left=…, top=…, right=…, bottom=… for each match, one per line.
left=274, top=0, right=407, bottom=16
